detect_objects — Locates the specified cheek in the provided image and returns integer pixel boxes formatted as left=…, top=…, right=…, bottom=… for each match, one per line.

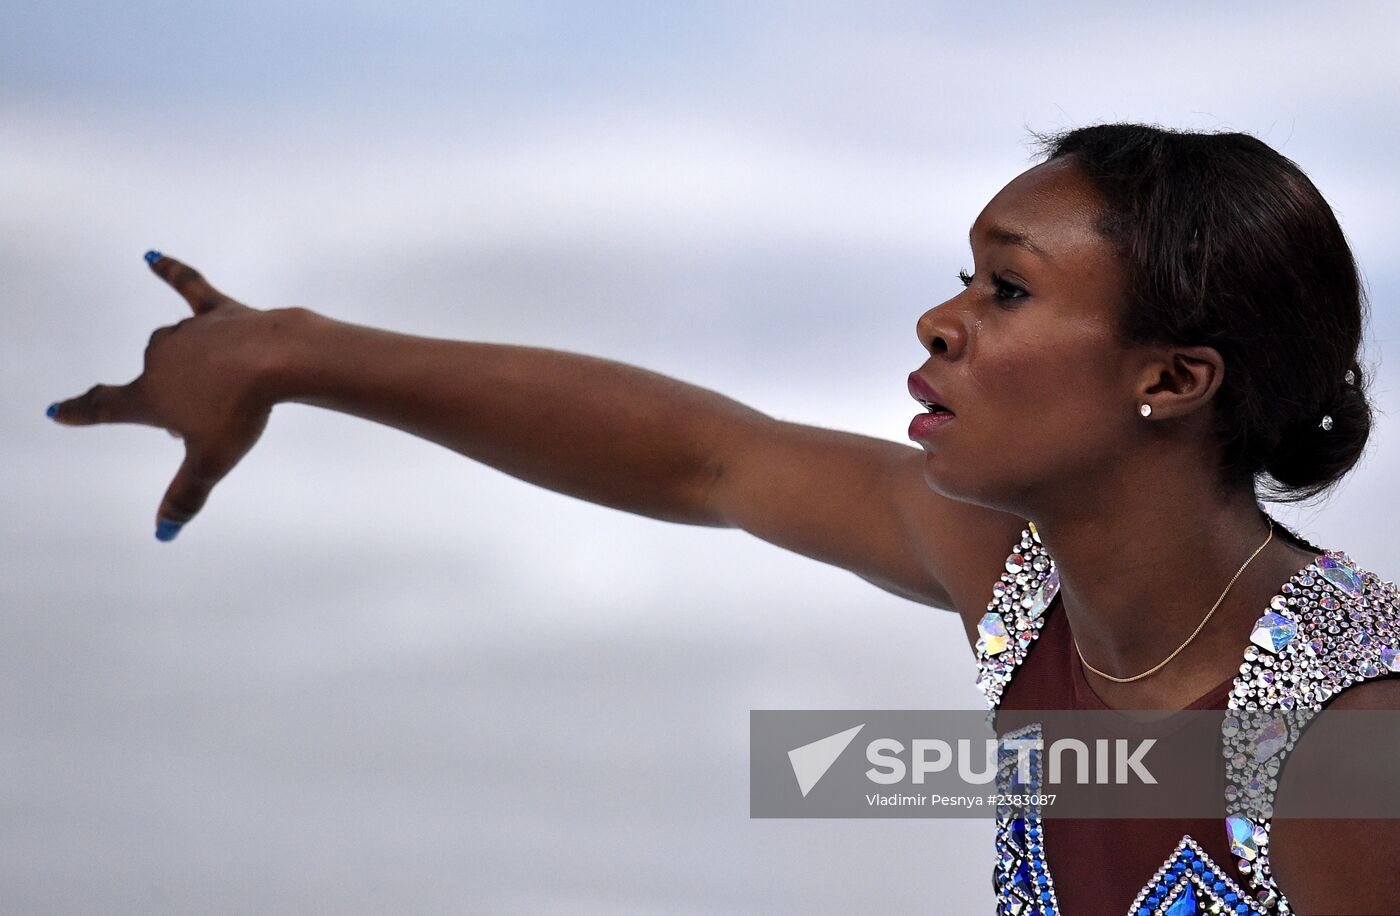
left=971, top=328, right=1125, bottom=459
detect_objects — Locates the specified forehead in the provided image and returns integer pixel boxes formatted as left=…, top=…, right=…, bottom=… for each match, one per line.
left=969, top=157, right=1111, bottom=266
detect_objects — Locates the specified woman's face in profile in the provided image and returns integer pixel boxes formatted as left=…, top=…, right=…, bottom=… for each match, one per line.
left=911, top=156, right=1144, bottom=512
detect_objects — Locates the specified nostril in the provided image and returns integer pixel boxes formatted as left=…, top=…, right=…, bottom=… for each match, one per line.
left=932, top=335, right=949, bottom=354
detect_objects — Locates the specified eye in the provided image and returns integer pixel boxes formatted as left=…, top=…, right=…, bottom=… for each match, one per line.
left=957, top=267, right=1028, bottom=303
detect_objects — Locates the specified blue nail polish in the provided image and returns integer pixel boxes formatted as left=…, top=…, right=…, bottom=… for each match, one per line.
left=144, top=250, right=163, bottom=265
left=46, top=402, right=60, bottom=419
left=155, top=519, right=184, bottom=542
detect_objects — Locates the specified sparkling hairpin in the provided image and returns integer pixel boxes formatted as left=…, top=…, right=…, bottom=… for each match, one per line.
left=1321, top=369, right=1358, bottom=430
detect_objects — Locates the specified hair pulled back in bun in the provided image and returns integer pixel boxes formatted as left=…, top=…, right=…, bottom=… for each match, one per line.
left=1028, top=122, right=1375, bottom=503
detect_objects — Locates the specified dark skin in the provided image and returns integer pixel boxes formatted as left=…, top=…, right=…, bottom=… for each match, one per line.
left=49, top=157, right=1397, bottom=912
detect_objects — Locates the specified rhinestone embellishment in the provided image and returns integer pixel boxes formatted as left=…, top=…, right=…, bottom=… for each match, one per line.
left=1248, top=612, right=1297, bottom=654
left=1226, top=815, right=1265, bottom=860
left=1220, top=549, right=1397, bottom=913
left=976, top=532, right=1400, bottom=916
left=1317, top=554, right=1363, bottom=597
left=1127, top=834, right=1271, bottom=915
left=973, top=527, right=1061, bottom=710
left=992, top=722, right=1061, bottom=915
left=978, top=612, right=1010, bottom=656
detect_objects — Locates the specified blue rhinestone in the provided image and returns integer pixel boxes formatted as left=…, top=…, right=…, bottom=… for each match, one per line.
left=1224, top=892, right=1238, bottom=903
left=1191, top=860, right=1205, bottom=873
left=1235, top=905, right=1250, bottom=915
left=1212, top=881, right=1226, bottom=893
left=1040, top=890, right=1053, bottom=903
left=1203, top=870, right=1215, bottom=881
left=1013, top=861, right=1033, bottom=896
left=1164, top=882, right=1199, bottom=916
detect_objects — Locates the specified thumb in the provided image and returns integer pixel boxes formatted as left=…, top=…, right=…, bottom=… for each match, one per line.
left=154, top=446, right=225, bottom=542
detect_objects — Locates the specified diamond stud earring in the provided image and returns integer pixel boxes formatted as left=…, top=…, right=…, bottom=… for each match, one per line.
left=1139, top=403, right=1153, bottom=418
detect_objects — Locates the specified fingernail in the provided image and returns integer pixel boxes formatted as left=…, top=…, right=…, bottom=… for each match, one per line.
left=144, top=250, right=163, bottom=265
left=46, top=402, right=60, bottom=419
left=155, top=519, right=184, bottom=542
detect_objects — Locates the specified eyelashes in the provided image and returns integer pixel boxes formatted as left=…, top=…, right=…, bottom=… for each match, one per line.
left=957, top=268, right=1028, bottom=303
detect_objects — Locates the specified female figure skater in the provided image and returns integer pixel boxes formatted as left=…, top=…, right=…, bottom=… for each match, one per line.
left=48, top=123, right=1400, bottom=914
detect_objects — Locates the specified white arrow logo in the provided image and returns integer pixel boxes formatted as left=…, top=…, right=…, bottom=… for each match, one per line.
left=787, top=724, right=865, bottom=797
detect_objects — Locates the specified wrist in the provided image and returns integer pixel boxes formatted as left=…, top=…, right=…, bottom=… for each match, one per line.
left=257, top=305, right=334, bottom=406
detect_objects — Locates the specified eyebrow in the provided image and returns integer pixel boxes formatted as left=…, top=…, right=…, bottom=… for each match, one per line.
left=969, top=224, right=1052, bottom=262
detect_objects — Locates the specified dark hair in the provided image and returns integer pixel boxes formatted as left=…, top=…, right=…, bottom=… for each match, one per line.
left=1026, top=122, right=1375, bottom=504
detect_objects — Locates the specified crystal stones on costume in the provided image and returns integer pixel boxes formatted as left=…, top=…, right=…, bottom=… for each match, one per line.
left=1249, top=612, right=1298, bottom=654
left=978, top=612, right=1010, bottom=656
left=1227, top=816, right=1265, bottom=861
left=980, top=533, right=1400, bottom=916
left=1317, top=555, right=1364, bottom=598
left=1025, top=568, right=1059, bottom=620
left=1162, top=881, right=1196, bottom=916
left=992, top=722, right=1060, bottom=915
left=974, top=527, right=1061, bottom=710
left=1251, top=717, right=1288, bottom=763
left=1128, top=835, right=1270, bottom=916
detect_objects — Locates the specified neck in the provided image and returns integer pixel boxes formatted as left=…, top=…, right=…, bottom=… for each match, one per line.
left=1026, top=468, right=1318, bottom=706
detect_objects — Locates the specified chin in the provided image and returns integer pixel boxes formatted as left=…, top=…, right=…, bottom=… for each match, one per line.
left=920, top=451, right=1040, bottom=517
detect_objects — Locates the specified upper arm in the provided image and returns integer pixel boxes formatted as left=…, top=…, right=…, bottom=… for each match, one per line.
left=1268, top=677, right=1400, bottom=914
left=702, top=415, right=1023, bottom=643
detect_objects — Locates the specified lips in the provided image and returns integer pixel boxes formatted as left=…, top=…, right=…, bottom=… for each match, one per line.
left=907, top=372, right=954, bottom=415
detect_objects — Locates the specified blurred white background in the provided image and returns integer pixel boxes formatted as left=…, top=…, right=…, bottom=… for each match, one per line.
left=5, top=1, right=1399, bottom=913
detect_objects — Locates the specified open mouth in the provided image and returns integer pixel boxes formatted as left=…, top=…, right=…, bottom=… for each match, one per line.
left=915, top=398, right=955, bottom=416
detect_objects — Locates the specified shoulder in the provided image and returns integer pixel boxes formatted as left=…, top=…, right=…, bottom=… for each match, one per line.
left=1267, top=675, right=1400, bottom=913
left=1263, top=553, right=1400, bottom=912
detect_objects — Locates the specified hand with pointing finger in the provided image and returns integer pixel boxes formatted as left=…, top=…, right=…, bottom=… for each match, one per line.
left=48, top=251, right=299, bottom=542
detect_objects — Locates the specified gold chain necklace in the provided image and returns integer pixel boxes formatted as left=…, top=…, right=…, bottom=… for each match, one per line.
left=1073, top=519, right=1275, bottom=683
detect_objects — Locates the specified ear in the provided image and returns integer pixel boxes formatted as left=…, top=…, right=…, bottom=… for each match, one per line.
left=1137, top=344, right=1224, bottom=419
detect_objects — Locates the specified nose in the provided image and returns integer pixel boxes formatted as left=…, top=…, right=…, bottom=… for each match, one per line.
left=916, top=300, right=966, bottom=357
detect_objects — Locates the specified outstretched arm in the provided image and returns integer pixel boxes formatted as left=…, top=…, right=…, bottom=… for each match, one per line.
left=275, top=310, right=1022, bottom=617
left=51, top=254, right=1022, bottom=629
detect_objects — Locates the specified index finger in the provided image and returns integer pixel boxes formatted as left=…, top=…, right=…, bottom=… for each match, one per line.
left=144, top=251, right=228, bottom=315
